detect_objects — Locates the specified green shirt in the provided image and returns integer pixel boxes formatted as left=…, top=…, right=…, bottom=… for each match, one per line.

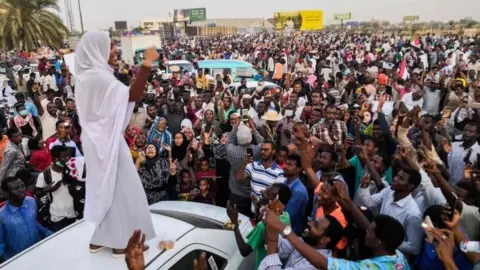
left=246, top=212, right=291, bottom=270
left=349, top=155, right=392, bottom=193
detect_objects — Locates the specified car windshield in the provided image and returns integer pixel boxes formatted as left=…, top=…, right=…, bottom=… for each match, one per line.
left=168, top=63, right=193, bottom=73
left=151, top=209, right=225, bottom=230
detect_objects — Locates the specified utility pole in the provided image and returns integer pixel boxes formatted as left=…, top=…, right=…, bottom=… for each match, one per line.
left=77, top=0, right=85, bottom=34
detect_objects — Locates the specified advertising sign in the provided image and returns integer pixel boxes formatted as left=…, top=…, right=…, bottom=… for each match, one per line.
left=174, top=8, right=206, bottom=22
left=174, top=9, right=190, bottom=22
left=114, top=21, right=128, bottom=30
left=274, top=10, right=323, bottom=31
left=333, top=13, right=352, bottom=20
left=345, top=21, right=359, bottom=27
left=190, top=8, right=206, bottom=21
left=403, top=16, right=420, bottom=22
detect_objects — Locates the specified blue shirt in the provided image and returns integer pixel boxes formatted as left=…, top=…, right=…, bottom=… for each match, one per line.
left=416, top=239, right=472, bottom=270
left=0, top=197, right=52, bottom=260
left=284, top=178, right=308, bottom=235
left=13, top=102, right=39, bottom=117
left=328, top=250, right=411, bottom=270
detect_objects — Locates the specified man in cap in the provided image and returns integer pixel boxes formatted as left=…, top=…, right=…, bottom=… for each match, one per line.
left=226, top=120, right=264, bottom=218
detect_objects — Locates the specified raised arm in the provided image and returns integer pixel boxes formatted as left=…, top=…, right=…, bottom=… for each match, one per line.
left=294, top=126, right=320, bottom=188
left=33, top=90, right=44, bottom=116
left=129, top=48, right=158, bottom=102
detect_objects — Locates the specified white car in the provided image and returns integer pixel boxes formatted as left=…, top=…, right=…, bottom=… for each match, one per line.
left=228, top=81, right=283, bottom=95
left=0, top=201, right=255, bottom=270
left=158, top=60, right=194, bottom=78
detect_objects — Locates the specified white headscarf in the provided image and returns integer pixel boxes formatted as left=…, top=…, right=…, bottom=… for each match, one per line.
left=75, top=32, right=135, bottom=224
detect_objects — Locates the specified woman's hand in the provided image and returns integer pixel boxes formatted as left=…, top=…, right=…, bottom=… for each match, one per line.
left=169, top=160, right=177, bottom=175
left=137, top=151, right=146, bottom=163
left=162, top=143, right=171, bottom=153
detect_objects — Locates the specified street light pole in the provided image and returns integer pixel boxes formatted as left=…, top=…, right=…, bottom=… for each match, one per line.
left=77, top=0, right=85, bottom=34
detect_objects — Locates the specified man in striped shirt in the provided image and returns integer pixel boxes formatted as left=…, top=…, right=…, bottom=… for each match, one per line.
left=236, top=141, right=285, bottom=215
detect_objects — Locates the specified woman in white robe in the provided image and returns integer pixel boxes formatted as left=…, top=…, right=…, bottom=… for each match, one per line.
left=74, top=32, right=156, bottom=255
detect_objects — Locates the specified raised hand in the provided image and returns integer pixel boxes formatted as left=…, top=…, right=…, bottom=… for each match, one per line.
left=226, top=201, right=239, bottom=225
left=193, top=252, right=208, bottom=270
left=162, top=143, right=172, bottom=153
left=125, top=230, right=145, bottom=270
left=144, top=47, right=159, bottom=64
left=334, top=181, right=348, bottom=200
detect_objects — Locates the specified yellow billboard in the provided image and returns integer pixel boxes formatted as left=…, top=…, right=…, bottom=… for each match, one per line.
left=274, top=10, right=323, bottom=31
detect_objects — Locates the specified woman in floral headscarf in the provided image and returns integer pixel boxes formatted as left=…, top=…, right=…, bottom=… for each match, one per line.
left=147, top=117, right=172, bottom=157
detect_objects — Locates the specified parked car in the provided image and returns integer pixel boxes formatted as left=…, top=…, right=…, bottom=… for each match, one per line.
left=228, top=81, right=283, bottom=95
left=197, top=60, right=260, bottom=83
left=161, top=60, right=195, bottom=78
left=0, top=201, right=255, bottom=270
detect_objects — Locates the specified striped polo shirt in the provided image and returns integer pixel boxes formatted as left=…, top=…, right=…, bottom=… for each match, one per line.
left=245, top=161, right=285, bottom=197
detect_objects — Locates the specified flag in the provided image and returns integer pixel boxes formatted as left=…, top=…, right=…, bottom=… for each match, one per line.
left=399, top=59, right=409, bottom=80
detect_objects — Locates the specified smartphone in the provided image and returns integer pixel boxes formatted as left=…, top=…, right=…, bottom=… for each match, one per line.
left=269, top=200, right=285, bottom=213
left=205, top=123, right=212, bottom=133
left=447, top=192, right=458, bottom=221
left=421, top=215, right=434, bottom=229
left=241, top=109, right=248, bottom=117
left=246, top=148, right=253, bottom=157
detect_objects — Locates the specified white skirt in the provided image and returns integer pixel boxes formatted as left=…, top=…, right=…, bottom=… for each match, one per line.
left=90, top=138, right=155, bottom=249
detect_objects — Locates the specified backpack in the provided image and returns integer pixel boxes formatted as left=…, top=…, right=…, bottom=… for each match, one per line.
left=37, top=168, right=53, bottom=227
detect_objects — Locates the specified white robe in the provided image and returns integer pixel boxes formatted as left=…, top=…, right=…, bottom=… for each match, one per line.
left=75, top=32, right=154, bottom=248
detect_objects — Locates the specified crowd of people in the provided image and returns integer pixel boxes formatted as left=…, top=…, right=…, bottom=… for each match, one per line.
left=1, top=31, right=480, bottom=269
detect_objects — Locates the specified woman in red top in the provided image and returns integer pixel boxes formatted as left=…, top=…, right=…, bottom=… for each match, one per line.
left=28, top=137, right=52, bottom=172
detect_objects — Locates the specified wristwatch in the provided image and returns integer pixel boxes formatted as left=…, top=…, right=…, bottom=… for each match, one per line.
left=280, top=225, right=292, bottom=238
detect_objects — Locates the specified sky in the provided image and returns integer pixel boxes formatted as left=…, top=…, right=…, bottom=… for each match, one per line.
left=57, top=0, right=480, bottom=31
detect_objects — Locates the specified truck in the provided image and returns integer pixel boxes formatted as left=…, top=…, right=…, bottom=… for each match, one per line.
left=120, top=35, right=163, bottom=67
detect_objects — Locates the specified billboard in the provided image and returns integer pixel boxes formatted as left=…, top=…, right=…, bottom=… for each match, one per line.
left=274, top=10, right=323, bottom=31
left=174, top=9, right=190, bottom=22
left=345, top=21, right=359, bottom=27
left=403, top=16, right=419, bottom=22
left=174, top=8, right=207, bottom=22
left=190, top=8, right=206, bottom=21
left=114, top=21, right=128, bottom=30
left=333, top=13, right=352, bottom=20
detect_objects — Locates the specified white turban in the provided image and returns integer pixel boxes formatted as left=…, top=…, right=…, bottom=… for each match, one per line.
left=237, top=124, right=252, bottom=145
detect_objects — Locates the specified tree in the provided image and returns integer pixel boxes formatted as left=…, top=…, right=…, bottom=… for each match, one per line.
left=0, top=0, right=69, bottom=51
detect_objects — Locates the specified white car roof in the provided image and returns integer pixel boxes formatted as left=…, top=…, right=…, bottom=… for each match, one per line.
left=229, top=81, right=279, bottom=88
left=167, top=60, right=191, bottom=65
left=0, top=201, right=250, bottom=270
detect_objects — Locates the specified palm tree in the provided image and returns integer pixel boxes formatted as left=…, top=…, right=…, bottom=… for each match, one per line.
left=0, top=0, right=68, bottom=51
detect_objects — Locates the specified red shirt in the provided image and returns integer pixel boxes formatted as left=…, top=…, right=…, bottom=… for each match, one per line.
left=29, top=148, right=52, bottom=172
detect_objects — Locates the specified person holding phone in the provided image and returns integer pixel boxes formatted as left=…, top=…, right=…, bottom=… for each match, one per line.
left=227, top=123, right=264, bottom=218
left=226, top=183, right=292, bottom=270
left=46, top=119, right=82, bottom=158
left=236, top=141, right=285, bottom=219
